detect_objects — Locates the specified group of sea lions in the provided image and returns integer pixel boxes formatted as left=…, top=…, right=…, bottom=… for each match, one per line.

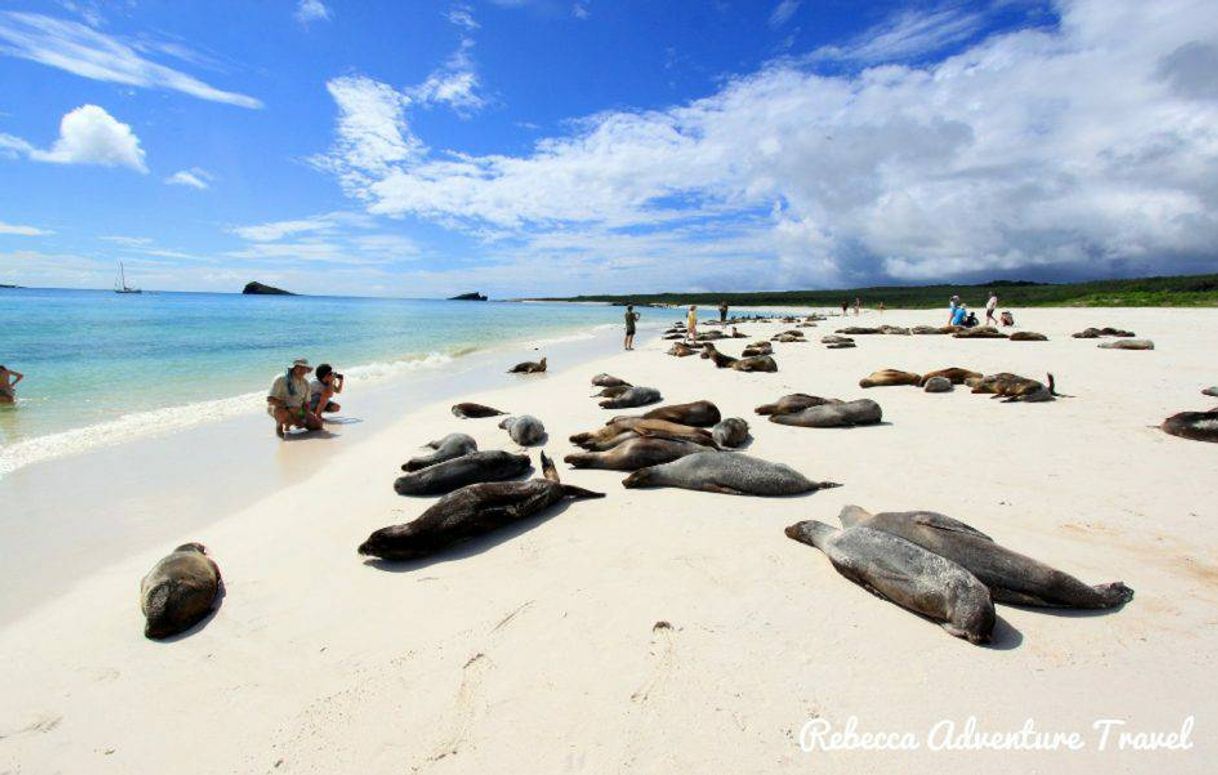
left=786, top=505, right=1134, bottom=644
left=755, top=393, right=882, bottom=428
left=856, top=367, right=1063, bottom=402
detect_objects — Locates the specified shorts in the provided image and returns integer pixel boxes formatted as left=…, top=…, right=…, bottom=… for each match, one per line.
left=310, top=397, right=340, bottom=413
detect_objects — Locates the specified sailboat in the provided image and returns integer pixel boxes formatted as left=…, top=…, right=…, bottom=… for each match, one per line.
left=114, top=262, right=141, bottom=294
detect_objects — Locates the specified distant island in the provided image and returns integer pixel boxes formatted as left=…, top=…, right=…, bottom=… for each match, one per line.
left=0, top=283, right=21, bottom=289
left=449, top=292, right=488, bottom=301
left=528, top=273, right=1218, bottom=309
left=243, top=281, right=295, bottom=296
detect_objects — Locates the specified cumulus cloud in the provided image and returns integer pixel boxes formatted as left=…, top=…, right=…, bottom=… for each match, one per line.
left=0, top=220, right=53, bottom=236
left=9, top=105, right=149, bottom=172
left=313, top=0, right=1218, bottom=290
left=164, top=167, right=214, bottom=189
left=295, top=0, right=332, bottom=26
left=0, top=12, right=262, bottom=109
left=228, top=211, right=419, bottom=266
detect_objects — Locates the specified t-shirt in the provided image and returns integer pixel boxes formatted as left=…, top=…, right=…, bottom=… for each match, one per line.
left=986, top=296, right=998, bottom=311
left=687, top=311, right=697, bottom=327
left=624, top=311, right=638, bottom=332
left=268, top=372, right=310, bottom=409
left=309, top=378, right=329, bottom=401
left=951, top=306, right=968, bottom=325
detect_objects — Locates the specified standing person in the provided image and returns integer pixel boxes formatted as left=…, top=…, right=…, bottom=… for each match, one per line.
left=853, top=297, right=861, bottom=316
left=718, top=301, right=729, bottom=323
left=310, top=363, right=345, bottom=418
left=878, top=301, right=885, bottom=315
left=686, top=305, right=698, bottom=343
left=0, top=365, right=23, bottom=404
left=623, top=305, right=641, bottom=350
left=267, top=358, right=322, bottom=439
left=947, top=295, right=961, bottom=325
left=841, top=300, right=849, bottom=316
left=985, top=290, right=999, bottom=327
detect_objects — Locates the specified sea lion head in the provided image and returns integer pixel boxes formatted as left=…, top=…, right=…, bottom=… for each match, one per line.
left=174, top=542, right=207, bottom=555
left=621, top=468, right=655, bottom=488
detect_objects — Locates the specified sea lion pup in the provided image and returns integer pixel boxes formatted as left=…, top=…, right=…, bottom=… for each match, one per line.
left=499, top=415, right=546, bottom=446
left=508, top=356, right=547, bottom=374
left=140, top=543, right=221, bottom=640
left=969, top=372, right=1062, bottom=402
left=1098, top=339, right=1155, bottom=350
left=393, top=450, right=532, bottom=496
left=1073, top=327, right=1136, bottom=339
left=611, top=400, right=722, bottom=427
left=622, top=451, right=840, bottom=496
left=711, top=417, right=750, bottom=448
left=362, top=453, right=604, bottom=561
left=403, top=433, right=478, bottom=472
left=918, top=367, right=982, bottom=386
left=923, top=376, right=953, bottom=393
left=769, top=399, right=882, bottom=428
left=1009, top=331, right=1048, bottom=341
left=599, top=386, right=662, bottom=409
left=837, top=506, right=1135, bottom=609
left=755, top=393, right=841, bottom=416
left=667, top=342, right=698, bottom=357
left=593, top=385, right=633, bottom=399
left=783, top=521, right=994, bottom=644
left=858, top=369, right=921, bottom=388
left=700, top=343, right=778, bottom=372
left=741, top=342, right=773, bottom=358
left=565, top=436, right=709, bottom=471
left=570, top=418, right=717, bottom=451
left=591, top=373, right=631, bottom=388
left=953, top=326, right=1008, bottom=339
left=820, top=334, right=854, bottom=345
left=1161, top=410, right=1218, bottom=443
left=452, top=402, right=507, bottom=418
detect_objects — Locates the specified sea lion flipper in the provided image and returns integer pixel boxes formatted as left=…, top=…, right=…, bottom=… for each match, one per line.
left=540, top=451, right=559, bottom=483
left=910, top=512, right=994, bottom=542
left=562, top=484, right=606, bottom=500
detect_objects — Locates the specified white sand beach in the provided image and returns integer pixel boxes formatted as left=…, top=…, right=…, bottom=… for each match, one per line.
left=1, top=307, right=1215, bottom=773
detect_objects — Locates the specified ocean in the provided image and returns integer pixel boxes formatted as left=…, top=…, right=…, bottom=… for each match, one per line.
left=0, top=288, right=643, bottom=476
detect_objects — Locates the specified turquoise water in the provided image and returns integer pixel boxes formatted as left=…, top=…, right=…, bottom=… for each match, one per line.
left=0, top=288, right=641, bottom=472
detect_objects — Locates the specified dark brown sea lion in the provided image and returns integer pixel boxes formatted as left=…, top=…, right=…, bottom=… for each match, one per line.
left=403, top=433, right=478, bottom=471
left=361, top=453, right=604, bottom=561
left=394, top=450, right=532, bottom=496
left=837, top=506, right=1134, bottom=609
left=1161, top=410, right=1218, bottom=443
left=1009, top=331, right=1048, bottom=341
left=1202, top=386, right=1218, bottom=397
left=784, top=521, right=994, bottom=644
left=508, top=357, right=547, bottom=373
left=836, top=327, right=883, bottom=335
left=711, top=417, right=750, bottom=448
left=755, top=393, right=841, bottom=416
left=1098, top=339, right=1154, bottom=350
left=741, top=342, right=773, bottom=358
left=593, top=385, right=633, bottom=398
left=570, top=418, right=716, bottom=451
left=953, top=326, right=1008, bottom=339
left=858, top=369, right=921, bottom=388
left=912, top=325, right=958, bottom=335
left=771, top=332, right=806, bottom=343
left=768, top=399, right=882, bottom=427
left=564, top=436, right=709, bottom=470
left=821, top=334, right=854, bottom=345
left=612, top=400, right=721, bottom=427
left=140, top=543, right=221, bottom=640
left=452, top=402, right=507, bottom=418
left=662, top=333, right=685, bottom=340
left=1073, top=327, right=1135, bottom=339
left=591, top=373, right=631, bottom=388
left=919, top=367, right=982, bottom=386
left=700, top=343, right=778, bottom=372
left=599, top=386, right=662, bottom=409
left=623, top=451, right=839, bottom=496
left=969, top=372, right=1061, bottom=402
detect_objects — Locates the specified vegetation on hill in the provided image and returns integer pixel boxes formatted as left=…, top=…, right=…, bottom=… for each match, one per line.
left=529, top=273, right=1218, bottom=308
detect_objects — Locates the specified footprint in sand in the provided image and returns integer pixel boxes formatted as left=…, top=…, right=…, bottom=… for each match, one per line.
left=630, top=621, right=677, bottom=705
left=419, top=652, right=493, bottom=766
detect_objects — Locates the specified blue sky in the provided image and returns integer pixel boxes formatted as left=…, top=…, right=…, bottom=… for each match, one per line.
left=1, top=0, right=1215, bottom=297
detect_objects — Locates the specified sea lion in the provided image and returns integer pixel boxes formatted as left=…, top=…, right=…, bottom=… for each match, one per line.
left=755, top=393, right=841, bottom=416
left=1073, top=327, right=1135, bottom=339
left=361, top=453, right=604, bottom=561
left=593, top=385, right=633, bottom=398
left=508, top=357, right=547, bottom=374
left=1009, top=331, right=1048, bottom=341
left=826, top=341, right=857, bottom=349
left=768, top=399, right=882, bottom=427
left=741, top=342, right=773, bottom=358
left=393, top=450, right=532, bottom=496
left=667, top=342, right=698, bottom=357
left=1098, top=339, right=1155, bottom=350
left=879, top=325, right=911, bottom=335
left=953, top=326, right=1008, bottom=339
left=912, top=325, right=957, bottom=335
left=452, top=402, right=507, bottom=418
left=836, top=327, right=883, bottom=335
left=599, top=386, right=662, bottom=409
left=695, top=330, right=727, bottom=341
left=923, top=376, right=953, bottom=393
left=820, top=335, right=854, bottom=345
left=859, top=369, right=921, bottom=388
left=919, top=367, right=981, bottom=386
left=662, top=333, right=685, bottom=340
left=402, top=433, right=478, bottom=472
left=969, top=372, right=1061, bottom=402
left=1161, top=410, right=1218, bottom=443
left=783, top=521, right=994, bottom=644
left=1202, top=387, right=1218, bottom=398
left=614, top=400, right=721, bottom=427
left=622, top=451, right=839, bottom=496
left=591, top=373, right=631, bottom=388
left=570, top=418, right=716, bottom=451
left=771, top=333, right=806, bottom=343
left=565, top=436, right=709, bottom=470
left=711, top=417, right=750, bottom=448
left=837, top=506, right=1135, bottom=609
left=499, top=415, right=546, bottom=446
left=140, top=543, right=222, bottom=640
left=700, top=343, right=778, bottom=372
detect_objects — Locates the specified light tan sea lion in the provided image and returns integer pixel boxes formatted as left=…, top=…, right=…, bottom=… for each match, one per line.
left=507, top=357, right=547, bottom=374
left=858, top=369, right=921, bottom=388
left=969, top=372, right=1061, bottom=402
left=667, top=342, right=698, bottom=357
left=140, top=543, right=221, bottom=640
left=1098, top=339, right=1154, bottom=350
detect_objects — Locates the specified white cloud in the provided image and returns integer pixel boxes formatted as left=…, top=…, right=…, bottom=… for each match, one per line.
left=769, top=0, right=800, bottom=28
left=314, top=0, right=1218, bottom=289
left=227, top=211, right=420, bottom=268
left=409, top=37, right=486, bottom=113
left=165, top=167, right=214, bottom=189
left=446, top=4, right=479, bottom=30
left=0, top=220, right=52, bottom=236
left=0, top=12, right=262, bottom=109
left=12, top=105, right=149, bottom=172
left=100, top=235, right=154, bottom=246
left=809, top=5, right=987, bottom=64
left=295, top=0, right=332, bottom=26
left=572, top=2, right=590, bottom=20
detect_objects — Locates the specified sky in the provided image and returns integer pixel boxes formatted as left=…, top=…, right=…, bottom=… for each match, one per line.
left=0, top=0, right=1216, bottom=298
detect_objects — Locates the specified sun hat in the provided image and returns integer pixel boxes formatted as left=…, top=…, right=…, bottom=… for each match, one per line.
left=292, top=358, right=312, bottom=370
